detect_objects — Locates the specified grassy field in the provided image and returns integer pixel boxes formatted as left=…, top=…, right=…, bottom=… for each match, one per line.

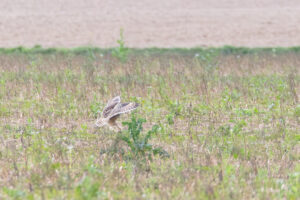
left=0, top=47, right=299, bottom=199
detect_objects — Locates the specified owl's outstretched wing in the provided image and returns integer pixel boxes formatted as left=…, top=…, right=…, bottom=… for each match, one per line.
left=101, top=96, right=121, bottom=118
left=108, top=102, right=139, bottom=118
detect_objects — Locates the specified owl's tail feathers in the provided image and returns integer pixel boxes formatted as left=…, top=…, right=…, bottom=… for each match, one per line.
left=95, top=118, right=108, bottom=128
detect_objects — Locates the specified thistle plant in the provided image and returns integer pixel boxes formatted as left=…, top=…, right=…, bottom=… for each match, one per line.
left=119, top=115, right=169, bottom=160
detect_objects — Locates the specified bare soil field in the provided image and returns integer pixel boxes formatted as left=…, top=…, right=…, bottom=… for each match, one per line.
left=1, top=0, right=300, bottom=48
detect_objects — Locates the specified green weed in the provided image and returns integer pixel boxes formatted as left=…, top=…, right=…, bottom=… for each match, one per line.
left=120, top=115, right=169, bottom=160
left=112, top=29, right=129, bottom=63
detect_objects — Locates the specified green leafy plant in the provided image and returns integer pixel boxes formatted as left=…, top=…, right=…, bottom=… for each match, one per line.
left=2, top=187, right=26, bottom=200
left=112, top=28, right=129, bottom=63
left=75, top=156, right=105, bottom=200
left=195, top=49, right=219, bottom=73
left=119, top=115, right=169, bottom=160
left=294, top=104, right=300, bottom=117
left=89, top=96, right=102, bottom=118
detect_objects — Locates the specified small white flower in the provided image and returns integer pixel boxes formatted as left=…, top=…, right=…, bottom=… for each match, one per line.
left=67, top=145, right=74, bottom=151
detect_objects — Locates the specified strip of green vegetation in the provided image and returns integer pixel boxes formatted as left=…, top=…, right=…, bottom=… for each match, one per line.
left=1, top=45, right=300, bottom=56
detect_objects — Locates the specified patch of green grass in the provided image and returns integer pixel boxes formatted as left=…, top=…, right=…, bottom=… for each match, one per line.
left=0, top=48, right=299, bottom=199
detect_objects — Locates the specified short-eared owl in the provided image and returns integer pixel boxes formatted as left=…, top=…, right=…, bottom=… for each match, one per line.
left=95, top=96, right=139, bottom=131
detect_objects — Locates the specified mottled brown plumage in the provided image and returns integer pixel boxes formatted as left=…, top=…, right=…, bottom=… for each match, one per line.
left=95, top=96, right=139, bottom=131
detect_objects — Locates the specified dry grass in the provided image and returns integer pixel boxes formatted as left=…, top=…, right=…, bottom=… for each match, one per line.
left=0, top=51, right=299, bottom=199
